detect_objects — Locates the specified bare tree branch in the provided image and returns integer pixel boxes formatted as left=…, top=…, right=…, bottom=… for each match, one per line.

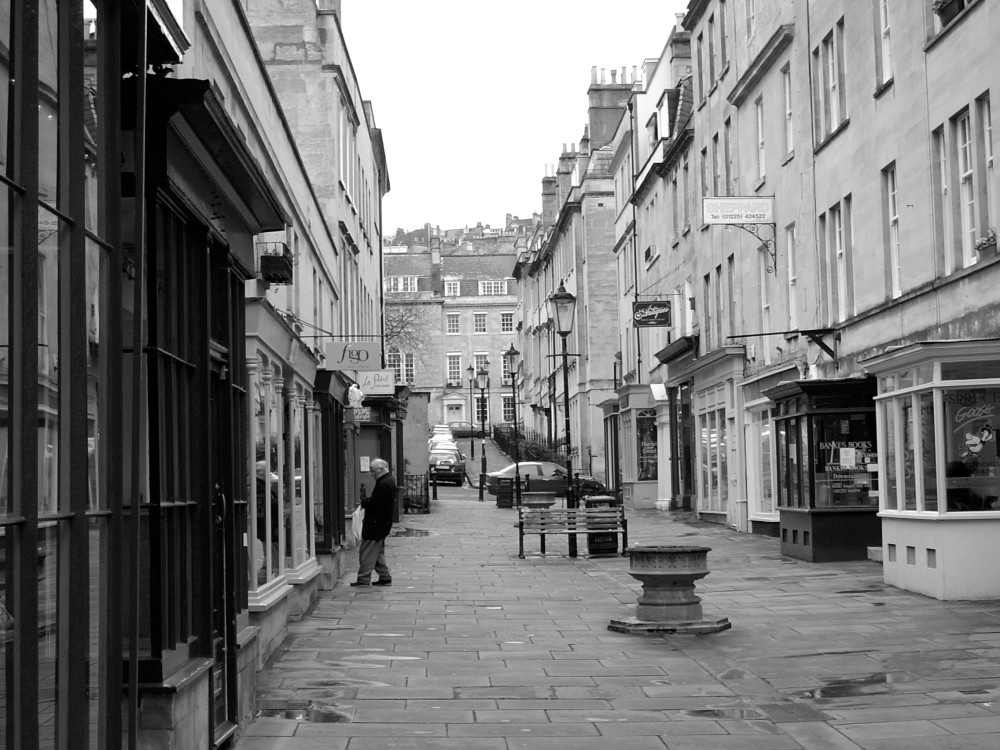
left=384, top=294, right=437, bottom=360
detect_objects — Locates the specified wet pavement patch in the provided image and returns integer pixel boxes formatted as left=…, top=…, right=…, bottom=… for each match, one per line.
left=257, top=704, right=352, bottom=723
left=683, top=707, right=764, bottom=720
left=793, top=672, right=896, bottom=700
left=757, top=702, right=831, bottom=723
left=391, top=527, right=431, bottom=537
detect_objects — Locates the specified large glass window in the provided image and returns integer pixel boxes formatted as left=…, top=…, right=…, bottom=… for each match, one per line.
left=268, top=371, right=282, bottom=578
left=942, top=388, right=1000, bottom=511
left=812, top=412, right=877, bottom=508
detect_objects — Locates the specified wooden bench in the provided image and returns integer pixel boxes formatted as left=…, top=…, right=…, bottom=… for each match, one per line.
left=517, top=506, right=628, bottom=559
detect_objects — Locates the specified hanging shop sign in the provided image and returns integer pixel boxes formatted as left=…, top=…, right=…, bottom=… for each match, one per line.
left=702, top=196, right=774, bottom=225
left=356, top=369, right=396, bottom=395
left=633, top=301, right=672, bottom=327
left=325, top=340, right=382, bottom=371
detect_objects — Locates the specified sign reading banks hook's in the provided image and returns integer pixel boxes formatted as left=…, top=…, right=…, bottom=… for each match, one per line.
left=633, top=301, right=672, bottom=328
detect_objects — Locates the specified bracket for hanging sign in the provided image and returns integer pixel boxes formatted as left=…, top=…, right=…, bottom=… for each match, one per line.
left=703, top=196, right=777, bottom=274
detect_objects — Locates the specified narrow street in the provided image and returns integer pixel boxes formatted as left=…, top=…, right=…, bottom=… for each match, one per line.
left=236, top=443, right=1000, bottom=750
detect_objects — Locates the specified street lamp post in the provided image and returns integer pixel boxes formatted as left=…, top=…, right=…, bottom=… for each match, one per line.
left=476, top=361, right=490, bottom=501
left=466, top=364, right=475, bottom=460
left=548, top=283, right=577, bottom=556
left=504, top=343, right=522, bottom=508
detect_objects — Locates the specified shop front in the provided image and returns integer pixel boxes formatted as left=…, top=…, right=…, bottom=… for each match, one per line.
left=616, top=384, right=660, bottom=508
left=246, top=301, right=326, bottom=658
left=740, top=367, right=800, bottom=538
left=763, top=377, right=880, bottom=562
left=313, top=369, right=353, bottom=588
left=600, top=398, right=621, bottom=500
left=864, top=340, right=1000, bottom=600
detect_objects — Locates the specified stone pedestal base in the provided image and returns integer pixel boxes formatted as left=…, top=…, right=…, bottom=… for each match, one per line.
left=608, top=615, right=731, bottom=634
left=609, top=544, right=730, bottom=635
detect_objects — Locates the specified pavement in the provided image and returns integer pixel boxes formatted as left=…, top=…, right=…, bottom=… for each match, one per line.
left=235, top=441, right=1000, bottom=750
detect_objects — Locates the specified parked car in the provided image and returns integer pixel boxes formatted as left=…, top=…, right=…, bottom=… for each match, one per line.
left=428, top=432, right=457, bottom=449
left=428, top=440, right=460, bottom=454
left=429, top=446, right=466, bottom=486
left=484, top=461, right=608, bottom=498
left=448, top=421, right=478, bottom=438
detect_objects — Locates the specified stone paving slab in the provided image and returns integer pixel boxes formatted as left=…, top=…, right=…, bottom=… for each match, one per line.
left=234, top=471, right=1000, bottom=750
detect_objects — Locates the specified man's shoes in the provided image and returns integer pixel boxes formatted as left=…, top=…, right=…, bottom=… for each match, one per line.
left=349, top=581, right=370, bottom=587
left=372, top=579, right=392, bottom=586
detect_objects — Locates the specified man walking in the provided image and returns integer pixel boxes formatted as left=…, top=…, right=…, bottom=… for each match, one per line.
left=351, top=458, right=395, bottom=587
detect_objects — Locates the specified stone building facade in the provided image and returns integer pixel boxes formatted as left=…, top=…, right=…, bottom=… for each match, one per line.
left=604, top=0, right=1000, bottom=598
left=383, top=221, right=528, bottom=443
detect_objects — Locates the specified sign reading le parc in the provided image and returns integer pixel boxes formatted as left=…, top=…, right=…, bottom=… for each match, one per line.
left=702, top=196, right=774, bottom=225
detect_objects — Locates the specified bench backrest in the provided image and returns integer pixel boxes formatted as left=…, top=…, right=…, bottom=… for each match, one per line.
left=518, top=507, right=625, bottom=529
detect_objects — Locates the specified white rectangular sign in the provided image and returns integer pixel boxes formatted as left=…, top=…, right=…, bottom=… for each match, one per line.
left=324, top=340, right=382, bottom=371
left=356, top=369, right=396, bottom=395
left=702, top=196, right=774, bottom=225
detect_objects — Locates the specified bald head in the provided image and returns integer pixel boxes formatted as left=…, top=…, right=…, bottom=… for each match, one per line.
left=370, top=458, right=390, bottom=478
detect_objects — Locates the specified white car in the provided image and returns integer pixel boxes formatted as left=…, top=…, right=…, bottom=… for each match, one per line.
left=428, top=432, right=456, bottom=449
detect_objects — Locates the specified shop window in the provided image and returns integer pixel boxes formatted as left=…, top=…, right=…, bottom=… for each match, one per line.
left=942, top=387, right=1000, bottom=511
left=813, top=412, right=877, bottom=508
left=637, top=409, right=658, bottom=481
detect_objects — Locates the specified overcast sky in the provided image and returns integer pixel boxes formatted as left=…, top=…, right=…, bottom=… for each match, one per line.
left=344, top=1, right=688, bottom=235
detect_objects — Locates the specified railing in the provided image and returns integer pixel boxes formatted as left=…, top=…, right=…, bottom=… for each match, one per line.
left=492, top=423, right=566, bottom=465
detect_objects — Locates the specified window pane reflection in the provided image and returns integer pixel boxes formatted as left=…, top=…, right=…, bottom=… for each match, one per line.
left=920, top=393, right=938, bottom=511
left=1, top=3, right=10, bottom=175
left=883, top=403, right=898, bottom=510
left=1, top=526, right=11, bottom=742
left=760, top=415, right=774, bottom=514
left=88, top=517, right=107, bottom=749
left=269, top=372, right=280, bottom=578
left=39, top=0, right=60, bottom=204
left=1, top=184, right=12, bottom=517
left=39, top=206, right=64, bottom=517
left=902, top=397, right=917, bottom=510
left=87, top=238, right=107, bottom=510
left=38, top=522, right=62, bottom=749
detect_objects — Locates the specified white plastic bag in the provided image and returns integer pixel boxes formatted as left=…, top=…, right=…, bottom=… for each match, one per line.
left=351, top=504, right=365, bottom=543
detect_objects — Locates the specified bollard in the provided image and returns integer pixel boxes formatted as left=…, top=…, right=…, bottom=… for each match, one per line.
left=431, top=471, right=438, bottom=501
left=609, top=545, right=731, bottom=634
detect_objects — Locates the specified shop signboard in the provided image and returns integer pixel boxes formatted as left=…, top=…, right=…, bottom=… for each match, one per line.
left=356, top=369, right=395, bottom=395
left=632, top=301, right=672, bottom=327
left=325, top=340, right=382, bottom=371
left=702, top=196, right=774, bottom=225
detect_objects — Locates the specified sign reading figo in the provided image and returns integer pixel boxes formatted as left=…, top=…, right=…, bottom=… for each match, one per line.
left=702, top=196, right=774, bottom=225
left=325, top=340, right=382, bottom=371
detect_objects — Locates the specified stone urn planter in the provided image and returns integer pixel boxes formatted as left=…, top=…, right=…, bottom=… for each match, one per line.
left=608, top=545, right=730, bottom=634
